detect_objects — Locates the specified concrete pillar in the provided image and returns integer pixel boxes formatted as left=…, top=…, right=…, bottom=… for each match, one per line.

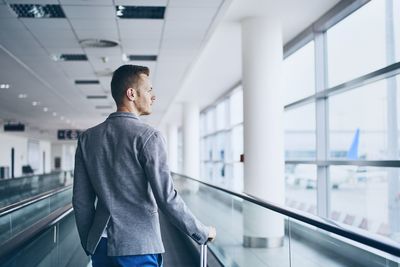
left=167, top=124, right=178, bottom=172
left=182, top=103, right=200, bottom=178
left=241, top=17, right=285, bottom=248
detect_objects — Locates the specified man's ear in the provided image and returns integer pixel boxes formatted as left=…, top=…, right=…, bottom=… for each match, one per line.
left=127, top=88, right=135, bottom=101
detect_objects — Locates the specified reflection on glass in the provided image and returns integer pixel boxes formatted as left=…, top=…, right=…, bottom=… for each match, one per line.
left=285, top=164, right=317, bottom=215
left=327, top=0, right=386, bottom=86
left=288, top=217, right=400, bottom=267
left=284, top=103, right=316, bottom=160
left=329, top=78, right=397, bottom=160
left=283, top=41, right=315, bottom=104
left=330, top=166, right=400, bottom=244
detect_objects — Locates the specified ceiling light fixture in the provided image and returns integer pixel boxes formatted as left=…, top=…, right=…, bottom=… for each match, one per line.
left=18, top=94, right=27, bottom=99
left=53, top=112, right=57, bottom=116
left=60, top=116, right=65, bottom=120
left=0, top=84, right=10, bottom=89
left=32, top=101, right=39, bottom=106
left=116, top=6, right=165, bottom=19
left=43, top=107, right=49, bottom=112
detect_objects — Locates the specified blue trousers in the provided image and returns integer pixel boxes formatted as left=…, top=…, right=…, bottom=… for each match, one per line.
left=91, top=238, right=163, bottom=267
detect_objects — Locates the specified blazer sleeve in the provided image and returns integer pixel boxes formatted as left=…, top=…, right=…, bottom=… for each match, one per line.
left=72, top=137, right=96, bottom=255
left=140, top=131, right=209, bottom=244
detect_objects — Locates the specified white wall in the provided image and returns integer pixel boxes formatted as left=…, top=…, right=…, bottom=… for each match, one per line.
left=51, top=142, right=77, bottom=172
left=0, top=133, right=51, bottom=177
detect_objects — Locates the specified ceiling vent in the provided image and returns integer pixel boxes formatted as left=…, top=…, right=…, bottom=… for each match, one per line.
left=10, top=4, right=65, bottom=18
left=79, top=39, right=119, bottom=48
left=116, top=6, right=165, bottom=19
left=59, top=54, right=88, bottom=61
left=128, top=55, right=157, bottom=61
left=75, top=80, right=99, bottom=84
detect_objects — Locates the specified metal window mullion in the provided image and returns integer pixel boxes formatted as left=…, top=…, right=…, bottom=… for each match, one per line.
left=315, top=31, right=330, bottom=219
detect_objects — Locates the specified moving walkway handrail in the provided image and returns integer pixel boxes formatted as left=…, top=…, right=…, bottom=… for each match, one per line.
left=0, top=185, right=72, bottom=216
left=172, top=172, right=400, bottom=257
left=0, top=204, right=73, bottom=263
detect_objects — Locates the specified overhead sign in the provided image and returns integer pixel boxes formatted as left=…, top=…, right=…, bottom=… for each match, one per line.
left=57, top=129, right=82, bottom=140
left=4, top=123, right=25, bottom=132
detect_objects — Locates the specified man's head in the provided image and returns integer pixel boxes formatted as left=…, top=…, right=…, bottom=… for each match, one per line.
left=111, top=65, right=155, bottom=115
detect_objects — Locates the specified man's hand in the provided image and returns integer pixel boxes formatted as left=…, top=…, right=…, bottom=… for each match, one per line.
left=208, top=226, right=216, bottom=242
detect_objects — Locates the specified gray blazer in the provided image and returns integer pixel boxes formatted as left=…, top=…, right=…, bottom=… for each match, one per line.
left=72, top=112, right=208, bottom=256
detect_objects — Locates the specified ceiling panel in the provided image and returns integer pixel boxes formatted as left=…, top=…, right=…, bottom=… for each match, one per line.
left=168, top=0, right=223, bottom=8
left=60, top=0, right=113, bottom=5
left=74, top=28, right=119, bottom=40
left=166, top=7, right=217, bottom=21
left=120, top=38, right=160, bottom=53
left=69, top=18, right=117, bottom=29
left=118, top=19, right=164, bottom=39
left=62, top=5, right=115, bottom=19
left=21, top=18, right=71, bottom=30
left=114, top=0, right=167, bottom=6
left=85, top=47, right=121, bottom=56
left=59, top=61, right=94, bottom=77
left=0, top=4, right=16, bottom=18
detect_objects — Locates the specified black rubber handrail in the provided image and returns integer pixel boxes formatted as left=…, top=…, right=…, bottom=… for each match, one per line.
left=0, top=185, right=72, bottom=216
left=172, top=172, right=400, bottom=257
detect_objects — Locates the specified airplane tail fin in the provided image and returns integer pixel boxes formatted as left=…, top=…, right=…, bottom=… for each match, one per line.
left=347, top=128, right=360, bottom=160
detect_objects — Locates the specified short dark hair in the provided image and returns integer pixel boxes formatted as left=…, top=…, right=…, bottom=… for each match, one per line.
left=111, top=65, right=150, bottom=106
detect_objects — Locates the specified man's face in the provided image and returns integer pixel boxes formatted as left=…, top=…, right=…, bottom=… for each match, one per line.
left=134, top=74, right=155, bottom=115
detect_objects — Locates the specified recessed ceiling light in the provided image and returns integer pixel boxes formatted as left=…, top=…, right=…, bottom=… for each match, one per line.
left=10, top=4, right=66, bottom=18
left=66, top=119, right=71, bottom=123
left=18, top=94, right=27, bottom=99
left=0, top=84, right=10, bottom=89
left=87, top=95, right=108, bottom=99
left=60, top=116, right=65, bottom=120
left=43, top=107, right=49, bottom=112
left=75, top=80, right=100, bottom=84
left=52, top=54, right=88, bottom=61
left=128, top=55, right=157, bottom=61
left=116, top=6, right=165, bottom=19
left=32, top=101, right=39, bottom=106
left=53, top=112, right=57, bottom=116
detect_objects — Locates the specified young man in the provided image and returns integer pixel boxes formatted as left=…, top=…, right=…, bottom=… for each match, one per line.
left=73, top=65, right=216, bottom=267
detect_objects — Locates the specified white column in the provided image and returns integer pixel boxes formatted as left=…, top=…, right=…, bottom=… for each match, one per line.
left=167, top=124, right=178, bottom=172
left=183, top=103, right=200, bottom=178
left=242, top=17, right=285, bottom=248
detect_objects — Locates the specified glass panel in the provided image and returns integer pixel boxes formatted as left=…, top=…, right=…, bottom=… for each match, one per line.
left=330, top=165, right=400, bottom=244
left=284, top=103, right=316, bottom=160
left=229, top=88, right=243, bottom=126
left=205, top=108, right=215, bottom=134
left=329, top=77, right=400, bottom=160
left=283, top=41, right=315, bottom=104
left=285, top=164, right=317, bottom=214
left=0, top=172, right=66, bottom=208
left=173, top=174, right=290, bottom=267
left=0, top=187, right=72, bottom=244
left=216, top=100, right=227, bottom=131
left=327, top=0, right=386, bottom=86
left=288, top=217, right=400, bottom=267
left=395, top=0, right=400, bottom=62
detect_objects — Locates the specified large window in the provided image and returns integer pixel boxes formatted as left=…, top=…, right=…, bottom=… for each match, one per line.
left=200, top=87, right=244, bottom=191
left=284, top=0, right=400, bottom=243
left=327, top=0, right=387, bottom=86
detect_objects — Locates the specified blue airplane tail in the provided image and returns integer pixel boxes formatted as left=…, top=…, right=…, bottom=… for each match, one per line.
left=347, top=128, right=360, bottom=160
